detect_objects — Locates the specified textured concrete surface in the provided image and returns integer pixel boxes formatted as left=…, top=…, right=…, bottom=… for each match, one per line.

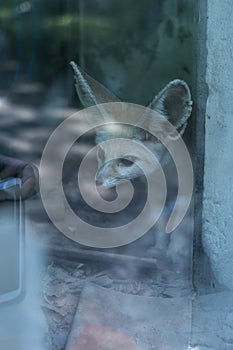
left=202, top=0, right=233, bottom=289
left=191, top=291, right=233, bottom=350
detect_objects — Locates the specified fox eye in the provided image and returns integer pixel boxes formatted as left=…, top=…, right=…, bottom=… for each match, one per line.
left=97, top=147, right=105, bottom=162
left=119, top=156, right=137, bottom=167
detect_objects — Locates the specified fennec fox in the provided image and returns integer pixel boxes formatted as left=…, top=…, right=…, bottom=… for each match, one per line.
left=70, top=61, right=192, bottom=189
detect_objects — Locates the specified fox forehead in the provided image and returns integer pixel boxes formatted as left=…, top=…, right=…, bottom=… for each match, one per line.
left=97, top=138, right=141, bottom=159
left=96, top=124, right=139, bottom=142
left=95, top=122, right=162, bottom=144
left=97, top=137, right=160, bottom=165
left=95, top=122, right=168, bottom=163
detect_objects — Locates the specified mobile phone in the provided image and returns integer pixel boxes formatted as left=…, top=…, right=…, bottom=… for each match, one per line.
left=0, top=178, right=24, bottom=304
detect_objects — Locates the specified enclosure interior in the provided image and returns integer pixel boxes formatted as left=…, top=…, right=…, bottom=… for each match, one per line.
left=0, top=1, right=214, bottom=350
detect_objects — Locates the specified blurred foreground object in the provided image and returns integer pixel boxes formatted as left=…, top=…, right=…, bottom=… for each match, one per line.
left=0, top=178, right=24, bottom=304
left=0, top=155, right=39, bottom=200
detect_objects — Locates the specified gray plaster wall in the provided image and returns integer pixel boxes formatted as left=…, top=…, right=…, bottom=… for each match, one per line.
left=202, top=0, right=233, bottom=290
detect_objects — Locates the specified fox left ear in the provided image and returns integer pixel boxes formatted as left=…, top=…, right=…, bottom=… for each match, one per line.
left=70, top=61, right=120, bottom=108
left=70, top=61, right=121, bottom=125
left=148, top=80, right=192, bottom=134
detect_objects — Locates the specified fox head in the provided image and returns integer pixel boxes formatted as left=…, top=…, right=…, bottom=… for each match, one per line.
left=70, top=61, right=192, bottom=188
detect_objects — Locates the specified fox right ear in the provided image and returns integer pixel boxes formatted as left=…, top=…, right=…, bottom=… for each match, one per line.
left=70, top=61, right=120, bottom=108
left=148, top=80, right=192, bottom=134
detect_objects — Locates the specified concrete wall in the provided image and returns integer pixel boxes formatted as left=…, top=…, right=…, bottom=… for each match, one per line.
left=202, top=0, right=233, bottom=289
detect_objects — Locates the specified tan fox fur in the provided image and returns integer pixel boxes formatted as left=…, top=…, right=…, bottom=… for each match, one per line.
left=70, top=61, right=192, bottom=189
left=70, top=61, right=193, bottom=271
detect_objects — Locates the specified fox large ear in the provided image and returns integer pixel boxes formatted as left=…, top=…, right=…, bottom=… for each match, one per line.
left=70, top=61, right=120, bottom=108
left=148, top=80, right=192, bottom=134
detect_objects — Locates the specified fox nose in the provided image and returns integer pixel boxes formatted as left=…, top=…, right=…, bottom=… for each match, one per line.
left=95, top=176, right=104, bottom=186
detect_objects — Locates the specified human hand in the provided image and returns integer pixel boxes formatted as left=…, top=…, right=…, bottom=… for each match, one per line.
left=0, top=155, right=39, bottom=200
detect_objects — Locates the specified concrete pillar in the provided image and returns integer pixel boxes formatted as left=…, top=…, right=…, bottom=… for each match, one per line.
left=202, top=0, right=233, bottom=289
